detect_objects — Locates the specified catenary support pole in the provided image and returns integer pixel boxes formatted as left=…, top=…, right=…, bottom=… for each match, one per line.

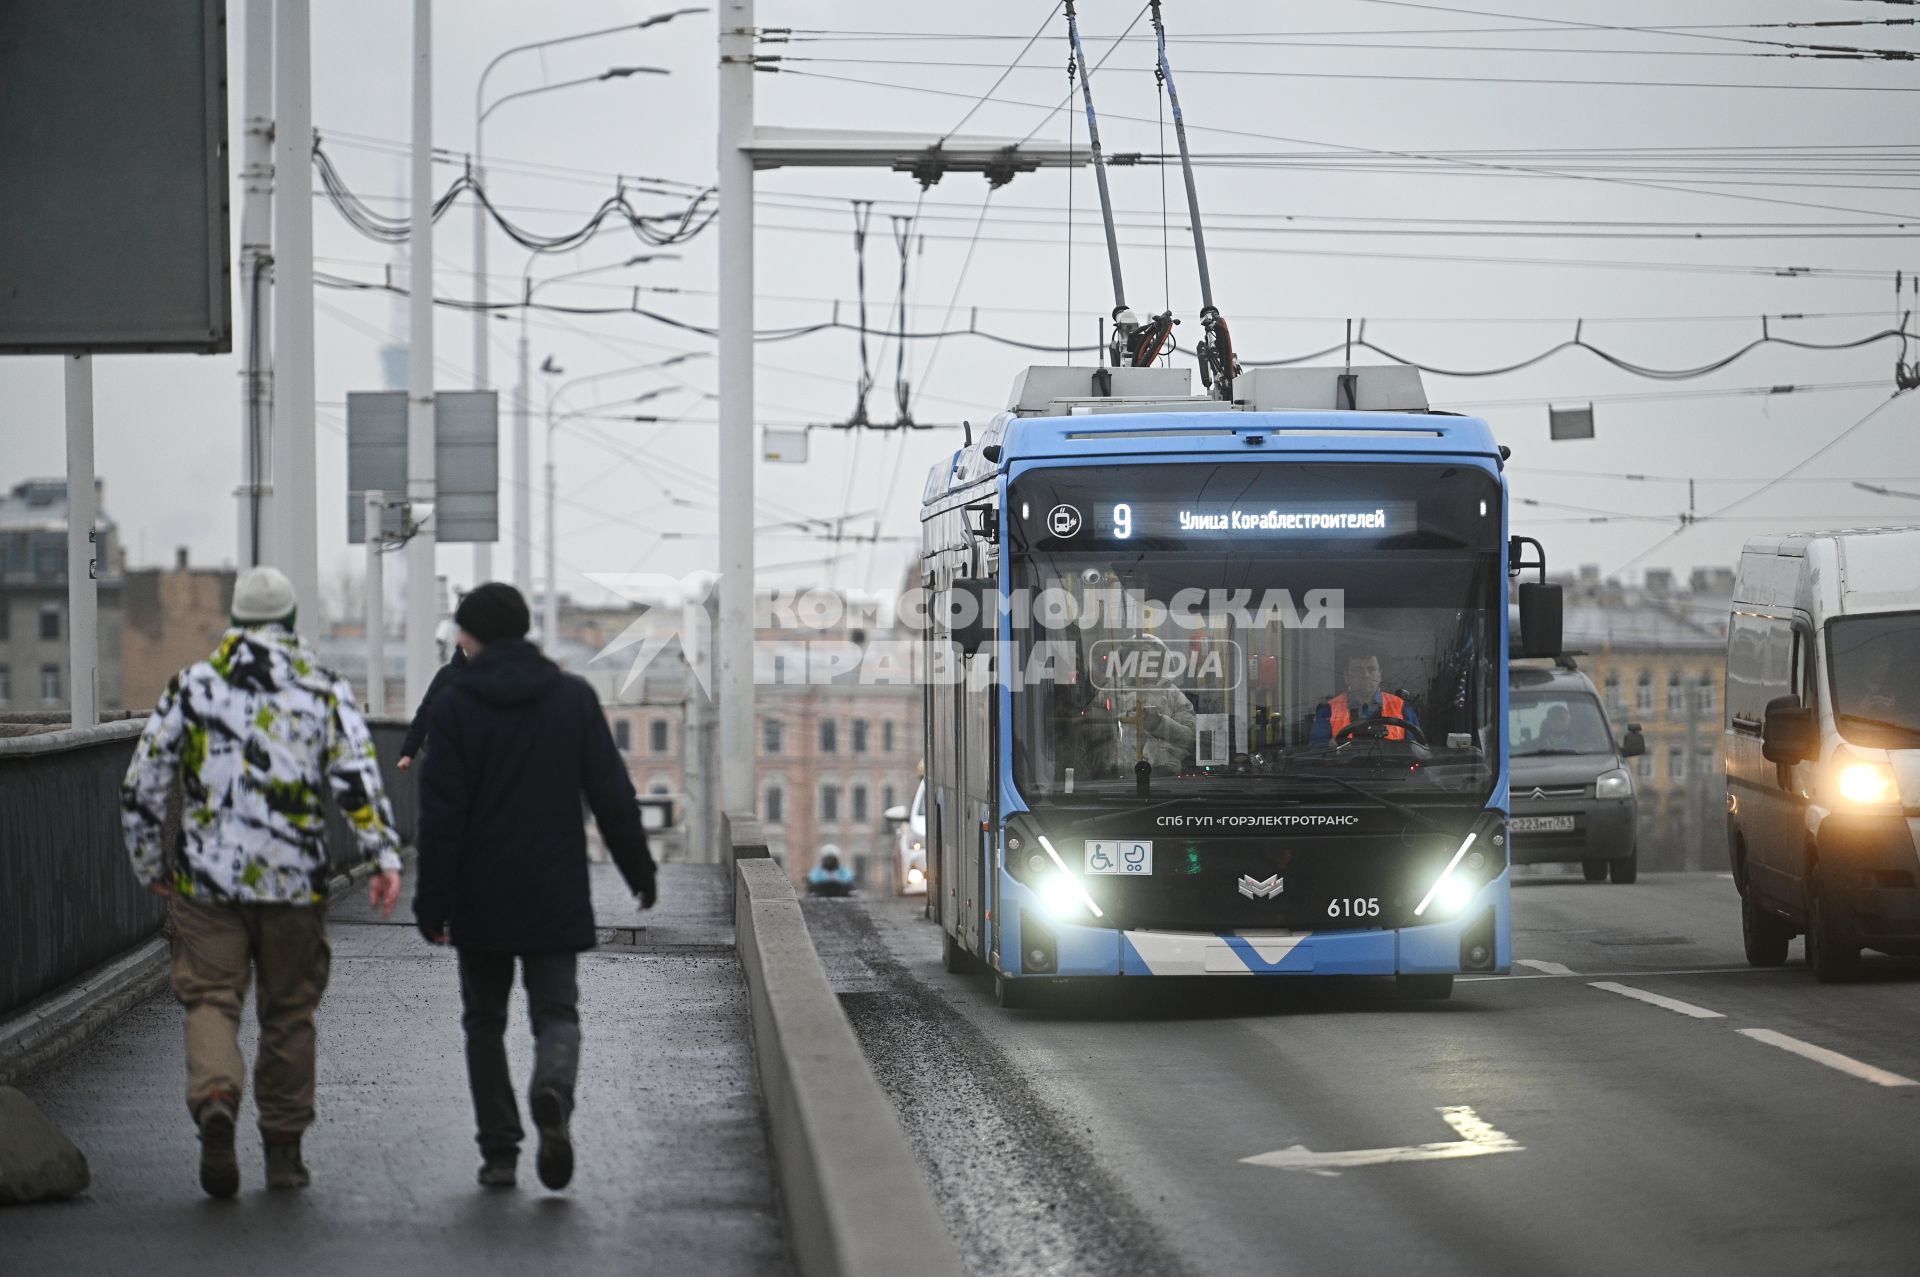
left=272, top=0, right=319, bottom=637
left=406, top=0, right=439, bottom=711
left=543, top=435, right=557, bottom=649
left=717, top=0, right=756, bottom=819
left=237, top=0, right=275, bottom=567
left=64, top=356, right=99, bottom=729
left=366, top=490, right=386, bottom=714
left=514, top=315, right=531, bottom=595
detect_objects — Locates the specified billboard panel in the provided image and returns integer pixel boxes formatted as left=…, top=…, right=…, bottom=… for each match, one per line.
left=0, top=0, right=231, bottom=353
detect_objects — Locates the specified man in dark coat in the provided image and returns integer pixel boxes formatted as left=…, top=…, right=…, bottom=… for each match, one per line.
left=413, top=583, right=656, bottom=1191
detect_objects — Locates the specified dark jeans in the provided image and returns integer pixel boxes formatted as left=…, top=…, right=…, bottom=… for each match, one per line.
left=456, top=949, right=580, bottom=1158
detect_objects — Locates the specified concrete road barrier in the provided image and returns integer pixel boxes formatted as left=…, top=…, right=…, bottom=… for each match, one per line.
left=734, top=852, right=965, bottom=1277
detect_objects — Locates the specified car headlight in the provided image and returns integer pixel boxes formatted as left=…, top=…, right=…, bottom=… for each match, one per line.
left=1837, top=758, right=1899, bottom=806
left=1596, top=767, right=1633, bottom=800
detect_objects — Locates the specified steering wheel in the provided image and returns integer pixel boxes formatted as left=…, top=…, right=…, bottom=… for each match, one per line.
left=1333, top=715, right=1428, bottom=747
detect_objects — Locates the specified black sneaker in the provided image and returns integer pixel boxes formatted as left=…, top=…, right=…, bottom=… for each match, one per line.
left=477, top=1154, right=517, bottom=1189
left=530, top=1088, right=573, bottom=1190
left=198, top=1101, right=239, bottom=1199
left=264, top=1139, right=310, bottom=1190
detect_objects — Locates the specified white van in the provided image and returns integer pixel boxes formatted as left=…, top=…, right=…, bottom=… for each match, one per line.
left=1725, top=528, right=1920, bottom=980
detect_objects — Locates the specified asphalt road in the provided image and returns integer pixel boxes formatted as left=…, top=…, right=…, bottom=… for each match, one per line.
left=803, top=871, right=1920, bottom=1277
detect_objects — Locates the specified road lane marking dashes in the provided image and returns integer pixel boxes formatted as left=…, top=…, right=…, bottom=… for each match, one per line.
left=1737, top=1029, right=1920, bottom=1088
left=1515, top=959, right=1578, bottom=977
left=1589, top=981, right=1725, bottom=1019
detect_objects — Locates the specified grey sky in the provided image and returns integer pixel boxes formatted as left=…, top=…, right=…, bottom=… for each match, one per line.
left=2, top=0, right=1916, bottom=613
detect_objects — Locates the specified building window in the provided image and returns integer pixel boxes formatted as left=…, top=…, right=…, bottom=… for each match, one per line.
left=820, top=783, right=840, bottom=823
left=819, top=719, right=837, bottom=753
left=1604, top=671, right=1624, bottom=714
left=764, top=785, right=784, bottom=824
left=0, top=605, right=8, bottom=640
left=1695, top=676, right=1717, bottom=716
left=883, top=720, right=896, bottom=753
left=852, top=784, right=869, bottom=824
left=1667, top=671, right=1683, bottom=715
left=650, top=719, right=669, bottom=753
left=40, top=603, right=60, bottom=640
left=852, top=718, right=869, bottom=754
left=41, top=663, right=62, bottom=704
left=614, top=719, right=632, bottom=752
left=763, top=719, right=784, bottom=754
left=1697, top=748, right=1717, bottom=779
left=0, top=664, right=10, bottom=706
left=1635, top=671, right=1654, bottom=714
left=1635, top=753, right=1654, bottom=780
left=1668, top=746, right=1684, bottom=781
left=882, top=783, right=897, bottom=813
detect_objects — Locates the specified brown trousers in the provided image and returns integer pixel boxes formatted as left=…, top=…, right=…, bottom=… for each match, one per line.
left=169, top=895, right=331, bottom=1138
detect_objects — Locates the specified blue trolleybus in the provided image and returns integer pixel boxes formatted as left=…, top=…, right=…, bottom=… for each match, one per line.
left=916, top=363, right=1562, bottom=1006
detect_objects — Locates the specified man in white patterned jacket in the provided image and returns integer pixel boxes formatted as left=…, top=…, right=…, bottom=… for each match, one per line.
left=120, top=566, right=404, bottom=1198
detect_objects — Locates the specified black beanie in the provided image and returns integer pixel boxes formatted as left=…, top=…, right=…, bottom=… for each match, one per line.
left=455, top=582, right=531, bottom=645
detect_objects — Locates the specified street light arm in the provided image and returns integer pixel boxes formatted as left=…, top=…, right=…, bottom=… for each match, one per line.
left=475, top=8, right=706, bottom=145
left=479, top=73, right=617, bottom=130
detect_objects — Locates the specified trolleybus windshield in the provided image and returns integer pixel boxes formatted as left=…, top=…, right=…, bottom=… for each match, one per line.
left=1006, top=461, right=1503, bottom=813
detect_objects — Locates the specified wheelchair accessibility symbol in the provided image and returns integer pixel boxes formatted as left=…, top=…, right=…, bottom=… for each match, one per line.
left=1090, top=846, right=1115, bottom=872
left=1085, top=839, right=1152, bottom=875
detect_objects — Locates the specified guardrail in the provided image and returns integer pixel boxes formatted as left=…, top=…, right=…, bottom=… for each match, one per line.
left=731, top=816, right=965, bottom=1277
left=0, top=716, right=417, bottom=1024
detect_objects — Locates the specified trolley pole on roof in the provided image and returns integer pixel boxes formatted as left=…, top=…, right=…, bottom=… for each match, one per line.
left=1063, top=1, right=1134, bottom=350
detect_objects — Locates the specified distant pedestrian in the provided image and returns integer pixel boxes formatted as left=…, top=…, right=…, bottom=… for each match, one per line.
left=396, top=642, right=468, bottom=771
left=120, top=566, right=403, bottom=1199
left=413, top=582, right=656, bottom=1191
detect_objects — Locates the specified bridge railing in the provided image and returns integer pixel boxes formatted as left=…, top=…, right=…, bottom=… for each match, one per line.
left=0, top=718, right=416, bottom=1021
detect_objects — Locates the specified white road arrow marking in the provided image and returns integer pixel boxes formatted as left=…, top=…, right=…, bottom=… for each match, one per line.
left=1516, top=959, right=1578, bottom=977
left=1242, top=1106, right=1522, bottom=1178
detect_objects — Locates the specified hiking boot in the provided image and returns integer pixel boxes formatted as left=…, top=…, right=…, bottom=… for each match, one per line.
left=197, top=1100, right=239, bottom=1199
left=530, top=1087, right=573, bottom=1191
left=264, top=1138, right=310, bottom=1190
left=478, top=1153, right=518, bottom=1189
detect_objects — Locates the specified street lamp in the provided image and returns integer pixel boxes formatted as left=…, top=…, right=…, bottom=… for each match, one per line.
left=543, top=367, right=702, bottom=647
left=470, top=7, right=703, bottom=579
left=510, top=252, right=682, bottom=597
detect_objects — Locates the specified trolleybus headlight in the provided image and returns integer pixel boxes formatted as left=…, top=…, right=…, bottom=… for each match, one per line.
left=1039, top=874, right=1086, bottom=919
left=1837, top=758, right=1898, bottom=806
left=1414, top=832, right=1480, bottom=919
left=1595, top=767, right=1633, bottom=800
left=907, top=866, right=926, bottom=887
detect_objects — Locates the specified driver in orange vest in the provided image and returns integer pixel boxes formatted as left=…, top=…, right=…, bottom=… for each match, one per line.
left=1309, top=652, right=1420, bottom=745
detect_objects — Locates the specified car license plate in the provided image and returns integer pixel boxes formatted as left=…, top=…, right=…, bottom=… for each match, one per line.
left=1085, top=839, right=1152, bottom=875
left=1511, top=815, right=1576, bottom=834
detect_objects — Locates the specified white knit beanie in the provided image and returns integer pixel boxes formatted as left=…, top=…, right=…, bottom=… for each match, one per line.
left=231, top=566, right=298, bottom=624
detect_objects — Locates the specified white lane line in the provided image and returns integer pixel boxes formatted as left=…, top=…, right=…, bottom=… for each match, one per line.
left=1737, top=1029, right=1920, bottom=1088
left=1462, top=964, right=1799, bottom=984
left=1515, top=959, right=1579, bottom=977
left=1589, top=981, right=1726, bottom=1019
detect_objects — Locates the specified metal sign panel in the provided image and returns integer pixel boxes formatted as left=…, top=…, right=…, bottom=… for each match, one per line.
left=763, top=427, right=810, bottom=463
left=1549, top=405, right=1595, bottom=441
left=347, top=392, right=499, bottom=544
left=0, top=0, right=231, bottom=353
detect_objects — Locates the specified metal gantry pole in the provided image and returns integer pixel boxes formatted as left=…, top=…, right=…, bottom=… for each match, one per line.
left=237, top=0, right=275, bottom=567
left=716, top=0, right=756, bottom=819
left=365, top=490, right=386, bottom=714
left=272, top=0, right=319, bottom=637
left=406, top=0, right=439, bottom=712
left=64, top=356, right=99, bottom=728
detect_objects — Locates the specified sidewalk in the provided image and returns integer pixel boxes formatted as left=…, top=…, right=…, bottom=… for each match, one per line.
left=0, top=862, right=791, bottom=1277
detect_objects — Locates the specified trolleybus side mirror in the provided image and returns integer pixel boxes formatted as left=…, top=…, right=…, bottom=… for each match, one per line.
left=883, top=804, right=909, bottom=824
left=950, top=577, right=995, bottom=655
left=1517, top=583, right=1563, bottom=659
left=1761, top=695, right=1817, bottom=764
